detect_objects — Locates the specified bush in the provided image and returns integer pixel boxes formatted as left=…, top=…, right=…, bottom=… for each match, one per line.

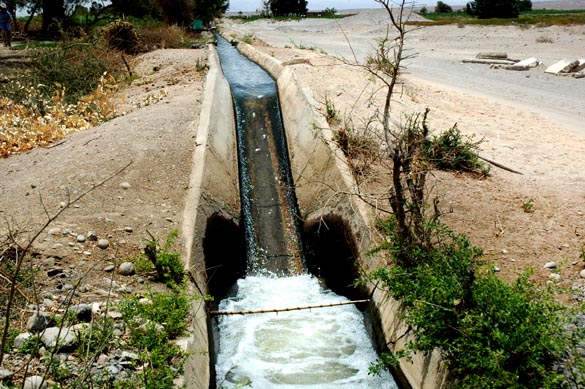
left=322, top=7, right=337, bottom=18
left=423, top=124, right=489, bottom=175
left=367, top=218, right=580, bottom=387
left=141, top=229, right=185, bottom=288
left=101, top=20, right=141, bottom=53
left=435, top=1, right=453, bottom=13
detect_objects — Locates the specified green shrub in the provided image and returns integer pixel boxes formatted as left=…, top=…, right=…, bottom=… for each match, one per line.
left=366, top=217, right=580, bottom=387
left=142, top=229, right=185, bottom=288
left=424, top=124, right=488, bottom=175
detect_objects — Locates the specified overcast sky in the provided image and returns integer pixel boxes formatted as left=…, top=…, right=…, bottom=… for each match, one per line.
left=227, top=0, right=472, bottom=12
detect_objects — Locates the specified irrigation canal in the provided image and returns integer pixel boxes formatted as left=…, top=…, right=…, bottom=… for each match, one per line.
left=212, top=35, right=398, bottom=388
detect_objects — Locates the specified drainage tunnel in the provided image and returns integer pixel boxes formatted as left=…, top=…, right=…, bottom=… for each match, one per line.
left=207, top=35, right=398, bottom=388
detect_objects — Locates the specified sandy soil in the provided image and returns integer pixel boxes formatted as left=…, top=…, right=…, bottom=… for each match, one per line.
left=221, top=7, right=585, bottom=295
left=0, top=5, right=584, bottom=323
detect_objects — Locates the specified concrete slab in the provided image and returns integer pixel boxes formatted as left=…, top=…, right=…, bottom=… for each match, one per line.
left=545, top=59, right=580, bottom=74
left=513, top=57, right=539, bottom=68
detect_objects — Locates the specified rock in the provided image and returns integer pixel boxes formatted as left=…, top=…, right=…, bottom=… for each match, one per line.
left=120, top=182, right=131, bottom=189
left=97, top=353, right=109, bottom=366
left=494, top=266, right=501, bottom=272
left=27, top=312, right=54, bottom=333
left=580, top=269, right=585, bottom=279
left=13, top=332, right=32, bottom=349
left=51, top=243, right=63, bottom=250
left=510, top=57, right=539, bottom=69
left=23, top=375, right=47, bottom=389
left=544, top=261, right=557, bottom=269
left=97, top=239, right=110, bottom=250
left=87, top=231, right=98, bottom=241
left=43, top=257, right=56, bottom=267
left=67, top=242, right=75, bottom=247
left=48, top=228, right=62, bottom=235
left=104, top=264, right=115, bottom=272
left=41, top=327, right=78, bottom=351
left=106, top=365, right=120, bottom=375
left=118, top=262, right=135, bottom=276
left=549, top=273, right=561, bottom=281
left=76, top=234, right=86, bottom=243
left=69, top=304, right=92, bottom=322
left=0, top=368, right=14, bottom=380
left=123, top=227, right=133, bottom=233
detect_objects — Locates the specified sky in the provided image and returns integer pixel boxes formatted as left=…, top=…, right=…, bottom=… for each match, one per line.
left=227, top=0, right=472, bottom=12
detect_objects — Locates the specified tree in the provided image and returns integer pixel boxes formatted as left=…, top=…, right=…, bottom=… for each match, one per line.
left=194, top=0, right=228, bottom=25
left=467, top=0, right=523, bottom=19
left=435, top=1, right=453, bottom=13
left=270, top=0, right=307, bottom=16
left=518, top=0, right=532, bottom=12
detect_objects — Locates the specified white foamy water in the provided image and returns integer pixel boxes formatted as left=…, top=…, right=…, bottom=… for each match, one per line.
left=215, top=275, right=398, bottom=388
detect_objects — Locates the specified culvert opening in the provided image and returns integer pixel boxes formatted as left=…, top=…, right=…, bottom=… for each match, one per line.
left=209, top=34, right=398, bottom=388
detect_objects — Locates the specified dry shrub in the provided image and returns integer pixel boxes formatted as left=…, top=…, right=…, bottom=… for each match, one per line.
left=137, top=24, right=190, bottom=50
left=101, top=20, right=141, bottom=53
left=0, top=76, right=117, bottom=158
left=334, top=117, right=381, bottom=177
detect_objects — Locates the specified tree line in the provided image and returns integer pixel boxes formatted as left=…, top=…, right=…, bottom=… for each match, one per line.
left=4, top=0, right=229, bottom=32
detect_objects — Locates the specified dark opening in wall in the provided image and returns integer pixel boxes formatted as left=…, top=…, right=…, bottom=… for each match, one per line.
left=203, top=212, right=246, bottom=300
left=303, top=213, right=367, bottom=302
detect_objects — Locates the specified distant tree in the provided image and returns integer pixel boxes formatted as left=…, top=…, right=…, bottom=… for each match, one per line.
left=260, top=0, right=271, bottom=17
left=469, top=0, right=521, bottom=19
left=419, top=6, right=428, bottom=15
left=322, top=7, right=336, bottom=17
left=518, top=0, right=532, bottom=12
left=435, top=1, right=453, bottom=13
left=194, top=0, right=228, bottom=24
left=270, top=0, right=307, bottom=16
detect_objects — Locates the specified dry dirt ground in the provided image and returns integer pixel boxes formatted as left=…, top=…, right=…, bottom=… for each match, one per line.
left=0, top=3, right=584, bottom=352
left=0, top=47, right=207, bottom=331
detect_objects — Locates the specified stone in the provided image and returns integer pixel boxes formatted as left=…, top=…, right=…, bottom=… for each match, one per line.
left=76, top=234, right=86, bottom=243
left=118, top=262, right=135, bottom=276
left=13, top=332, right=32, bottom=349
left=104, top=264, right=115, bottom=272
left=510, top=57, right=539, bottom=69
left=48, top=228, right=61, bottom=235
left=97, top=353, right=109, bottom=365
left=549, top=273, right=561, bottom=281
left=120, top=182, right=131, bottom=189
left=0, top=368, right=14, bottom=380
left=97, top=239, right=110, bottom=250
left=43, top=257, right=56, bottom=267
left=27, top=312, right=53, bottom=333
left=87, top=231, right=98, bottom=241
left=69, top=303, right=92, bottom=322
left=23, top=375, right=47, bottom=389
left=580, top=269, right=585, bottom=279
left=123, top=227, right=133, bottom=233
left=543, top=261, right=557, bottom=269
left=41, top=327, right=78, bottom=351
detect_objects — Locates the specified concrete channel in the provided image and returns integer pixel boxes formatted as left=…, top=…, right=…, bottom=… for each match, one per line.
left=179, top=40, right=450, bottom=388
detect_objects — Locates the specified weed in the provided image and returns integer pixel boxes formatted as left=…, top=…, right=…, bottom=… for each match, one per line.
left=195, top=58, right=208, bottom=72
left=141, top=229, right=184, bottom=288
left=324, top=95, right=339, bottom=125
left=241, top=33, right=254, bottom=44
left=333, top=117, right=380, bottom=177
left=521, top=198, right=535, bottom=213
left=536, top=35, right=554, bottom=43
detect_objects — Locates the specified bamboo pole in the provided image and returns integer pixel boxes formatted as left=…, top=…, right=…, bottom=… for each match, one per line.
left=210, top=299, right=371, bottom=316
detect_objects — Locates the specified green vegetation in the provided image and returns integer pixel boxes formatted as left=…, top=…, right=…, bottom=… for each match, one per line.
left=416, top=8, right=585, bottom=26
left=424, top=124, right=489, bottom=175
left=139, top=229, right=185, bottom=288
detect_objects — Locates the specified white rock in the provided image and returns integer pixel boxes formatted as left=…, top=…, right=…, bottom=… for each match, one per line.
left=580, top=269, right=585, bottom=279
left=76, top=234, right=86, bottom=243
left=13, top=332, right=32, bottom=349
left=543, top=261, right=557, bottom=269
left=549, top=273, right=561, bottom=281
left=118, top=262, right=135, bottom=276
left=40, top=327, right=78, bottom=350
left=24, top=375, right=47, bottom=389
left=97, top=239, right=109, bottom=250
left=48, top=228, right=62, bottom=235
left=120, top=182, right=131, bottom=189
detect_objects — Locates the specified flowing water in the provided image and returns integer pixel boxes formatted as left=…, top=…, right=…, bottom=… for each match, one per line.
left=214, top=35, right=398, bottom=388
left=215, top=275, right=397, bottom=388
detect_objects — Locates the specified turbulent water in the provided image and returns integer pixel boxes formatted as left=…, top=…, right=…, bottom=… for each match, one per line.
left=214, top=275, right=397, bottom=388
